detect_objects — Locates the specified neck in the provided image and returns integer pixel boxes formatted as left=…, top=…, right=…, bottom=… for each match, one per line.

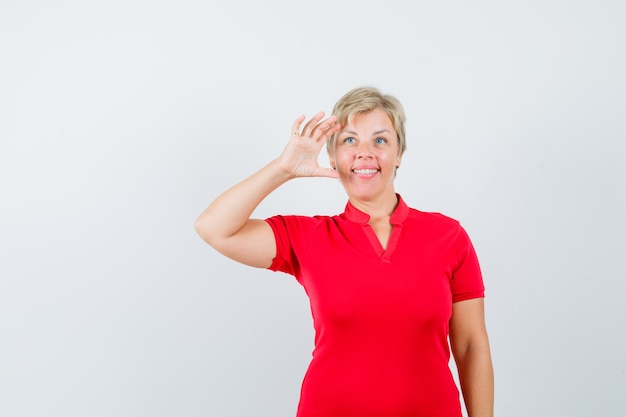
left=349, top=192, right=399, bottom=221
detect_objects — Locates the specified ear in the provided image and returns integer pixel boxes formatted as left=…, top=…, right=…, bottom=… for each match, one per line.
left=395, top=152, right=402, bottom=168
left=328, top=151, right=336, bottom=169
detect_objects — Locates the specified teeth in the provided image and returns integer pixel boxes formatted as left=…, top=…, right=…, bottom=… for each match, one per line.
left=353, top=169, right=378, bottom=175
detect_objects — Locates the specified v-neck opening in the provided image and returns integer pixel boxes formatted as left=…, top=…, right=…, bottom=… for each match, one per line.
left=362, top=224, right=402, bottom=262
left=343, top=195, right=409, bottom=263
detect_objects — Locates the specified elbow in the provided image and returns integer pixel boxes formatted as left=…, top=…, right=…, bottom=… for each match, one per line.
left=453, top=339, right=493, bottom=378
left=451, top=332, right=492, bottom=367
left=194, top=216, right=215, bottom=245
left=194, top=214, right=231, bottom=250
left=194, top=217, right=203, bottom=235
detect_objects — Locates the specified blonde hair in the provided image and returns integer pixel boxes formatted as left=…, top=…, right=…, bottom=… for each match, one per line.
left=327, top=86, right=406, bottom=156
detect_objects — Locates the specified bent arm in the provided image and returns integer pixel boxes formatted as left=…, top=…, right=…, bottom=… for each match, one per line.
left=194, top=113, right=340, bottom=269
left=194, top=159, right=292, bottom=268
left=450, top=298, right=494, bottom=417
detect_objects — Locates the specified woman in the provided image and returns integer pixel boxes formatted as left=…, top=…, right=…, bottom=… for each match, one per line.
left=195, top=87, right=494, bottom=417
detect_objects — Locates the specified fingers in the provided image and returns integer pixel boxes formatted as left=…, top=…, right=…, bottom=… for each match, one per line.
left=311, top=115, right=339, bottom=142
left=291, top=115, right=306, bottom=136
left=320, top=120, right=341, bottom=141
left=301, top=111, right=325, bottom=136
left=293, top=113, right=340, bottom=142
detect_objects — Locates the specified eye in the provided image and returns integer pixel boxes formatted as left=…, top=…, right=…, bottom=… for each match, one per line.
left=343, top=137, right=356, bottom=144
left=375, top=137, right=387, bottom=144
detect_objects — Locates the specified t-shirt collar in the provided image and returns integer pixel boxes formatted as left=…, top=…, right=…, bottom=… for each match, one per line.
left=343, top=194, right=409, bottom=225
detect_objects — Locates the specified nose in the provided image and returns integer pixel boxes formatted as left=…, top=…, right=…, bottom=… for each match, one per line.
left=356, top=144, right=374, bottom=158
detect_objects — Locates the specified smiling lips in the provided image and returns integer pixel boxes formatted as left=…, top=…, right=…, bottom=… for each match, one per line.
left=352, top=168, right=379, bottom=176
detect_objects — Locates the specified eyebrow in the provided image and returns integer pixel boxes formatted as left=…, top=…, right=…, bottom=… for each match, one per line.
left=340, top=129, right=392, bottom=136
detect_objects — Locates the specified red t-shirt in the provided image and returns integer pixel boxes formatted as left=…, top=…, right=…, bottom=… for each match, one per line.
left=265, top=195, right=484, bottom=417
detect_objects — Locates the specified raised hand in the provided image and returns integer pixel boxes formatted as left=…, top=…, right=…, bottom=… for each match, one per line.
left=277, top=112, right=341, bottom=179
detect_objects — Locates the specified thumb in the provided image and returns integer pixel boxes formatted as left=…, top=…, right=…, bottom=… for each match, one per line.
left=313, top=167, right=340, bottom=179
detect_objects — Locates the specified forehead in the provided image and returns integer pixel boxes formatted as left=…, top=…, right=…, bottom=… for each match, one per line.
left=341, top=108, right=395, bottom=134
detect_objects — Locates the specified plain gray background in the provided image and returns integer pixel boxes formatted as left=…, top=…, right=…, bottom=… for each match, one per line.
left=1, top=0, right=625, bottom=416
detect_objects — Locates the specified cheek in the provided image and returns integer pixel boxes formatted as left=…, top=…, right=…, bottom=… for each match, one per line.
left=379, top=153, right=394, bottom=164
left=333, top=152, right=350, bottom=167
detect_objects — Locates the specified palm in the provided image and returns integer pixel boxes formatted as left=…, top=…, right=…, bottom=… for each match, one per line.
left=278, top=113, right=341, bottom=179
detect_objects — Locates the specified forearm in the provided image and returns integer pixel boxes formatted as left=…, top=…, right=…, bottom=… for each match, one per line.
left=194, top=113, right=338, bottom=266
left=456, top=344, right=494, bottom=417
left=194, top=158, right=292, bottom=244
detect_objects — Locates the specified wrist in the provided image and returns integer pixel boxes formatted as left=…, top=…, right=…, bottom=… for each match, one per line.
left=268, top=158, right=297, bottom=182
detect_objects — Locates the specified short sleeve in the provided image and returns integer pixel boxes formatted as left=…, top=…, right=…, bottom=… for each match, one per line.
left=265, top=215, right=299, bottom=276
left=451, top=225, right=485, bottom=303
left=265, top=215, right=323, bottom=278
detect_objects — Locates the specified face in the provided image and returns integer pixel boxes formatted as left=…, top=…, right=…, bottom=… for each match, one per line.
left=329, top=108, right=402, bottom=204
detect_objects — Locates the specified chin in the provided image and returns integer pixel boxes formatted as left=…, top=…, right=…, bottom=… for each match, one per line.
left=344, top=188, right=382, bottom=202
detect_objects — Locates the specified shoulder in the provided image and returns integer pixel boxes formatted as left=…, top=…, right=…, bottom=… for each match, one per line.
left=406, top=206, right=461, bottom=231
left=266, top=213, right=334, bottom=225
left=403, top=206, right=475, bottom=250
left=265, top=213, right=336, bottom=235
